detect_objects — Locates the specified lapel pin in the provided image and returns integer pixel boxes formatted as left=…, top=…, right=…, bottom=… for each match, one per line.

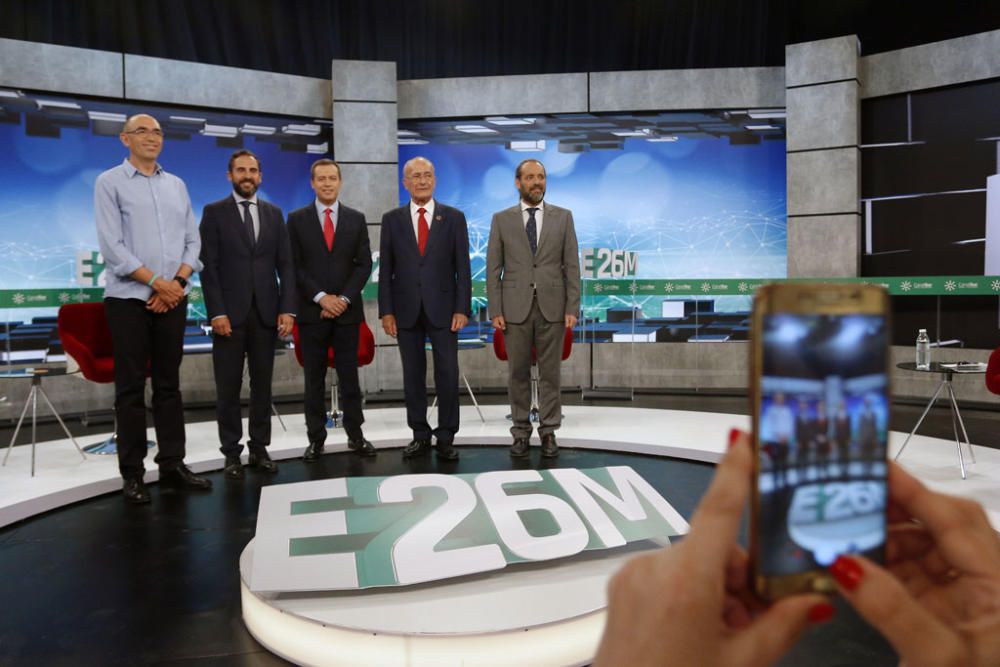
left=435, top=215, right=442, bottom=221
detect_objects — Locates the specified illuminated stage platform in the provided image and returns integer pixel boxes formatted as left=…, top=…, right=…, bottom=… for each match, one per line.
left=1, top=404, right=998, bottom=531
left=1, top=404, right=999, bottom=665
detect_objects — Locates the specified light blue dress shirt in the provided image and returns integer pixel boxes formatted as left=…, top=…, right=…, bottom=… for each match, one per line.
left=94, top=158, right=202, bottom=300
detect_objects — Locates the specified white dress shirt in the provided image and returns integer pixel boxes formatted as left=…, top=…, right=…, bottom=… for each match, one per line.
left=409, top=199, right=435, bottom=242
left=233, top=192, right=260, bottom=242
left=520, top=199, right=544, bottom=241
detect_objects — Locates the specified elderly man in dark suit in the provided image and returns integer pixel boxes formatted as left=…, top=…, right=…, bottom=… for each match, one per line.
left=378, top=157, right=471, bottom=460
left=287, top=159, right=374, bottom=460
left=486, top=159, right=580, bottom=458
left=199, top=150, right=296, bottom=480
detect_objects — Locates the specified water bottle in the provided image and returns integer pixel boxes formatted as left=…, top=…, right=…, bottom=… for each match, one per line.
left=915, top=329, right=930, bottom=370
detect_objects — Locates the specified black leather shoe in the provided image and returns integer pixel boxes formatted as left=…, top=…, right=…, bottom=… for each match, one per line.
left=123, top=478, right=150, bottom=504
left=435, top=440, right=459, bottom=460
left=402, top=438, right=432, bottom=459
left=223, top=455, right=244, bottom=480
left=159, top=463, right=213, bottom=490
left=248, top=449, right=278, bottom=473
left=510, top=437, right=530, bottom=458
left=348, top=436, right=376, bottom=457
left=541, top=433, right=559, bottom=458
left=303, top=442, right=325, bottom=461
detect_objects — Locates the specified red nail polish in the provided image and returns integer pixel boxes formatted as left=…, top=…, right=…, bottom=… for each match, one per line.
left=807, top=602, right=835, bottom=624
left=830, top=555, right=863, bottom=591
left=728, top=428, right=741, bottom=448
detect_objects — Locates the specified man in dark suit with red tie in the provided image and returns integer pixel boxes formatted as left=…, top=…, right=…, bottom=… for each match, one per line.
left=287, top=159, right=374, bottom=460
left=200, top=150, right=296, bottom=479
left=378, top=157, right=471, bottom=460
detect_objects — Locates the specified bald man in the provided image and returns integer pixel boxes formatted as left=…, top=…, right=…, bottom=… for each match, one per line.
left=378, top=157, right=471, bottom=460
left=95, top=113, right=212, bottom=504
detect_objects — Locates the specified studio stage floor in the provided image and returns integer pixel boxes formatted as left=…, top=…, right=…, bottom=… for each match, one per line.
left=1, top=404, right=998, bottom=531
left=0, top=403, right=997, bottom=666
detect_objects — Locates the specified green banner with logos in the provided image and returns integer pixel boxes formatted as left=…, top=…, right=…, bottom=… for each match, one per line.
left=3, top=276, right=998, bottom=310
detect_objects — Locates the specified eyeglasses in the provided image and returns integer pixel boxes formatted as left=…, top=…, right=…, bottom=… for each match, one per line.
left=124, top=128, right=164, bottom=137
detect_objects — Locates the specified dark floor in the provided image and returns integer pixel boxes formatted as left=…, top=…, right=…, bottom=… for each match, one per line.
left=0, top=392, right=994, bottom=667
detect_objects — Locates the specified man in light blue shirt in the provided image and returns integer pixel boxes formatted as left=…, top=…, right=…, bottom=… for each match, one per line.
left=94, top=113, right=212, bottom=504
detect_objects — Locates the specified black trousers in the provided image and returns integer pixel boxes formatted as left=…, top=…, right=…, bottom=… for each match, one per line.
left=396, top=310, right=459, bottom=443
left=212, top=300, right=277, bottom=457
left=299, top=319, right=364, bottom=443
left=105, top=297, right=187, bottom=480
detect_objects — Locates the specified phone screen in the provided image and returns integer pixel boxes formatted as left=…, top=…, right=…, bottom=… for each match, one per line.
left=757, top=313, right=888, bottom=577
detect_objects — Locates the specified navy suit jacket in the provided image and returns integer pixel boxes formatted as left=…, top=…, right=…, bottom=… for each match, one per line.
left=198, top=195, right=296, bottom=327
left=287, top=201, right=372, bottom=325
left=378, top=201, right=471, bottom=329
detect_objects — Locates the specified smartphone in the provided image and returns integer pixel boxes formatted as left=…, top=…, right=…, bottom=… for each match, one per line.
left=749, top=283, right=890, bottom=600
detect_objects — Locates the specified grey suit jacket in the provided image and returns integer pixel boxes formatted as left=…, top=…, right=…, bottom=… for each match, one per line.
left=486, top=202, right=581, bottom=324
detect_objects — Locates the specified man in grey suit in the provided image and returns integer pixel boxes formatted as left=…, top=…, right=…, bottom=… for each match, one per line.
left=486, top=159, right=580, bottom=458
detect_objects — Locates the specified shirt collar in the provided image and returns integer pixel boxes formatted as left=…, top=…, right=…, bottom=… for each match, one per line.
left=315, top=199, right=338, bottom=218
left=410, top=199, right=434, bottom=217
left=520, top=200, right=544, bottom=214
left=122, top=157, right=163, bottom=178
left=232, top=192, right=258, bottom=206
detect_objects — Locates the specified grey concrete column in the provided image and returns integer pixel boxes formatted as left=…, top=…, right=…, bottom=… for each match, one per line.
left=785, top=36, right=861, bottom=278
left=331, top=60, right=398, bottom=224
left=331, top=60, right=399, bottom=393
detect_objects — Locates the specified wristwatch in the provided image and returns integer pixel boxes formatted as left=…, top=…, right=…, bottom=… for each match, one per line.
left=173, top=275, right=188, bottom=289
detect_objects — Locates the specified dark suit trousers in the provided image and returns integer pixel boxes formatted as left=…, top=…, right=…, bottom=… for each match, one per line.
left=299, top=319, right=364, bottom=443
left=212, top=300, right=277, bottom=456
left=105, top=297, right=187, bottom=480
left=505, top=297, right=563, bottom=438
left=397, top=311, right=459, bottom=443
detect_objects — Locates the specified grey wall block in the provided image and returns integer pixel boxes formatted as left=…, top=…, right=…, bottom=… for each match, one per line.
left=862, top=29, right=1000, bottom=98
left=332, top=60, right=397, bottom=102
left=787, top=214, right=860, bottom=278
left=786, top=81, right=859, bottom=151
left=397, top=73, right=588, bottom=119
left=785, top=35, right=859, bottom=87
left=338, top=163, right=399, bottom=224
left=589, top=67, right=784, bottom=112
left=0, top=38, right=122, bottom=98
left=124, top=55, right=330, bottom=118
left=787, top=148, right=860, bottom=216
left=333, top=102, right=397, bottom=163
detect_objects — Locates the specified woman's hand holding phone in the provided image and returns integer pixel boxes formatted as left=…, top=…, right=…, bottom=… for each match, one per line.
left=594, top=430, right=831, bottom=667
left=831, top=463, right=1000, bottom=667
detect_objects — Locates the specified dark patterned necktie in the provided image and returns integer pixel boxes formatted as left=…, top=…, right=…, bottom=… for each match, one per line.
left=240, top=201, right=256, bottom=247
left=526, top=207, right=538, bottom=254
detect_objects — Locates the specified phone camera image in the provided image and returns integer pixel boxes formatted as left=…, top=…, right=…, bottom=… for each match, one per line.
left=758, top=313, right=888, bottom=577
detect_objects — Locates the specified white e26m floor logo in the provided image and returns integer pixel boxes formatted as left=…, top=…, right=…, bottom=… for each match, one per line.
left=250, top=466, right=689, bottom=592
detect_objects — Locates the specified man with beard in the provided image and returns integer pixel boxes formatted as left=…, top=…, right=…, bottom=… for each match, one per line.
left=95, top=113, right=210, bottom=504
left=486, top=159, right=580, bottom=458
left=199, top=150, right=296, bottom=479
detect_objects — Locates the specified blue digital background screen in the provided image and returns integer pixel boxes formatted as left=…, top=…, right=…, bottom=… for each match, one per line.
left=398, top=114, right=787, bottom=321
left=0, top=90, right=328, bottom=317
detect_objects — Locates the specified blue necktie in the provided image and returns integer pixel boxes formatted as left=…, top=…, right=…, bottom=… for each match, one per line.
left=526, top=207, right=538, bottom=254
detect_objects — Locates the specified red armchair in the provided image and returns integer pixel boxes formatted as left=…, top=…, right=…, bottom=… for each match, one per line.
left=291, top=321, right=375, bottom=427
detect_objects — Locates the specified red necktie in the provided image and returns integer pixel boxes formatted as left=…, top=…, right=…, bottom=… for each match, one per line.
left=323, top=208, right=335, bottom=251
left=417, top=207, right=429, bottom=256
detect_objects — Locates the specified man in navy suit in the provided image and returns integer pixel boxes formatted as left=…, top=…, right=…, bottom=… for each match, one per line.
left=378, top=157, right=471, bottom=460
left=287, top=159, right=374, bottom=460
left=200, top=150, right=296, bottom=479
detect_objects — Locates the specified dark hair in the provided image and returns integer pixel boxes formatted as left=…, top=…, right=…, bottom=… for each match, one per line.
left=228, top=149, right=261, bottom=173
left=310, top=158, right=342, bottom=179
left=515, top=158, right=545, bottom=179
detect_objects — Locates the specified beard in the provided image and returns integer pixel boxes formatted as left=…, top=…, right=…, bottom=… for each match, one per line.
left=519, top=184, right=545, bottom=205
left=232, top=179, right=258, bottom=197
